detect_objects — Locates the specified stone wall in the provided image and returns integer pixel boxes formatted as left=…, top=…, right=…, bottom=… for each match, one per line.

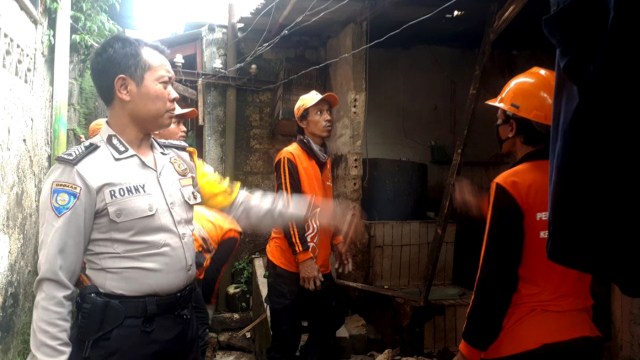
left=0, top=0, right=52, bottom=358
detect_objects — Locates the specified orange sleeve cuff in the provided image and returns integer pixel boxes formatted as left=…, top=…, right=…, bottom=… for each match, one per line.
left=458, top=340, right=482, bottom=360
left=332, top=235, right=344, bottom=246
left=295, top=250, right=314, bottom=263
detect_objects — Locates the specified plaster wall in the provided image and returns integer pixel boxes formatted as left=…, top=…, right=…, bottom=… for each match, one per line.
left=0, top=0, right=51, bottom=357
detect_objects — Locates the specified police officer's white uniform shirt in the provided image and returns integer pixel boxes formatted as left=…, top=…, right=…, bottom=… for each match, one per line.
left=29, top=124, right=200, bottom=360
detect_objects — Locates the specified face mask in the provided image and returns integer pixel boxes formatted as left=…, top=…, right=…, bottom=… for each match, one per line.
left=495, top=122, right=511, bottom=151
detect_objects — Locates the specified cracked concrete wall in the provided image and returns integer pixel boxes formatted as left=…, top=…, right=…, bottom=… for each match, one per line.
left=326, top=22, right=366, bottom=203
left=0, top=0, right=52, bottom=358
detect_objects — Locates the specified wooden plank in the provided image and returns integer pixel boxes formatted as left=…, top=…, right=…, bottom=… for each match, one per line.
left=383, top=222, right=394, bottom=246
left=410, top=222, right=421, bottom=245
left=443, top=241, right=454, bottom=285
left=174, top=81, right=197, bottom=100
left=391, top=228, right=402, bottom=287
left=380, top=224, right=393, bottom=286
left=370, top=223, right=381, bottom=286
left=335, top=279, right=420, bottom=302
left=427, top=222, right=436, bottom=246
left=372, top=244, right=382, bottom=287
left=424, top=318, right=435, bottom=351
left=443, top=223, right=456, bottom=285
left=435, top=245, right=447, bottom=285
left=434, top=313, right=445, bottom=350
left=197, top=80, right=204, bottom=125
left=399, top=223, right=412, bottom=286
left=409, top=222, right=422, bottom=287
left=401, top=222, right=412, bottom=245
left=456, top=302, right=468, bottom=345
left=417, top=222, right=429, bottom=289
left=445, top=305, right=457, bottom=349
left=400, top=244, right=411, bottom=287
left=409, top=243, right=420, bottom=287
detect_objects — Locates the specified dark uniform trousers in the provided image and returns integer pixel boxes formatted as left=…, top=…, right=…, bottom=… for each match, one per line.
left=69, top=283, right=202, bottom=360
left=265, top=259, right=346, bottom=360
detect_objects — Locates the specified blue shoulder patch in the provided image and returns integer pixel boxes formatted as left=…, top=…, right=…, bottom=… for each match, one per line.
left=56, top=142, right=99, bottom=165
left=50, top=182, right=81, bottom=217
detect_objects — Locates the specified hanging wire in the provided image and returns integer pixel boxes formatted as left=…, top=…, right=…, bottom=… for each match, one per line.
left=244, top=0, right=349, bottom=62
left=287, top=0, right=346, bottom=33
left=234, top=0, right=282, bottom=44
left=227, top=0, right=321, bottom=72
left=244, top=0, right=457, bottom=91
left=196, top=0, right=457, bottom=92
left=235, top=0, right=278, bottom=66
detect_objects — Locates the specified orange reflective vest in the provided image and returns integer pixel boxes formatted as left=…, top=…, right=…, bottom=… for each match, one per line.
left=193, top=205, right=242, bottom=279
left=459, top=148, right=600, bottom=360
left=266, top=140, right=342, bottom=274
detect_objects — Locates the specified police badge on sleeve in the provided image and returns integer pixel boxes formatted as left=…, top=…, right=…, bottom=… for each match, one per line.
left=51, top=182, right=81, bottom=217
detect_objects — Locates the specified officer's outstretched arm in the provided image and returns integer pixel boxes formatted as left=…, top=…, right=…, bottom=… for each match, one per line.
left=225, top=189, right=313, bottom=232
left=188, top=147, right=313, bottom=232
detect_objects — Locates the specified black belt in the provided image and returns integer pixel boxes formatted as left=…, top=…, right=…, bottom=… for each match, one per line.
left=101, top=283, right=195, bottom=318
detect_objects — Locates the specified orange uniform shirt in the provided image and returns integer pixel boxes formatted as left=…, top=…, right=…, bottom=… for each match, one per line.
left=266, top=140, right=342, bottom=274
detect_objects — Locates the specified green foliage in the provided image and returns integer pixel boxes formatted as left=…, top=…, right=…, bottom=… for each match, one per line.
left=46, top=0, right=121, bottom=63
left=78, top=69, right=100, bottom=135
left=231, top=257, right=253, bottom=293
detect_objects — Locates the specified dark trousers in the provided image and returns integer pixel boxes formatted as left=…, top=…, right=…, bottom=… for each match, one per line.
left=487, top=336, right=604, bottom=360
left=201, top=237, right=239, bottom=304
left=265, top=259, right=346, bottom=360
left=69, top=286, right=201, bottom=360
left=193, top=286, right=211, bottom=357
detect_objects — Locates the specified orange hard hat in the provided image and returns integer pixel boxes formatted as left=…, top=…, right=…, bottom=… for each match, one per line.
left=485, top=66, right=555, bottom=125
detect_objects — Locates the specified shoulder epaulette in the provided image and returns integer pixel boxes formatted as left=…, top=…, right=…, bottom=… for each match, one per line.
left=156, top=139, right=188, bottom=151
left=55, top=142, right=99, bottom=165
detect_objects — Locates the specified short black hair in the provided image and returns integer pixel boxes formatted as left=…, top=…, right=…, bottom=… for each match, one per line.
left=296, top=108, right=309, bottom=135
left=90, top=33, right=169, bottom=107
left=510, top=115, right=551, bottom=147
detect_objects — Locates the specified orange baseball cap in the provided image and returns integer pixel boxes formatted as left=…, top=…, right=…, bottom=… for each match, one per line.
left=294, top=90, right=339, bottom=120
left=88, top=118, right=107, bottom=138
left=175, top=103, right=198, bottom=120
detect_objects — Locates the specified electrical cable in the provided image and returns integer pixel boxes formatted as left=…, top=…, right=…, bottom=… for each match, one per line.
left=246, top=0, right=457, bottom=91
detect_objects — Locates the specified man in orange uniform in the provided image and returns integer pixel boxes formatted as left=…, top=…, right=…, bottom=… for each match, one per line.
left=265, top=90, right=351, bottom=360
left=453, top=67, right=603, bottom=360
left=154, top=104, right=242, bottom=306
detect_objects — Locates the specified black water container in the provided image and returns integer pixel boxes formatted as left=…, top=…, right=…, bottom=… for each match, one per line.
left=361, top=158, right=429, bottom=221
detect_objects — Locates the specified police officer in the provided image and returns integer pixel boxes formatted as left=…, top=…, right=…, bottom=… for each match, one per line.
left=29, top=34, right=202, bottom=359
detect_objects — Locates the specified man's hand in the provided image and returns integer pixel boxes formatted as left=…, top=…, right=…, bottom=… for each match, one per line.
left=333, top=242, right=353, bottom=274
left=453, top=177, right=486, bottom=218
left=298, top=258, right=323, bottom=291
